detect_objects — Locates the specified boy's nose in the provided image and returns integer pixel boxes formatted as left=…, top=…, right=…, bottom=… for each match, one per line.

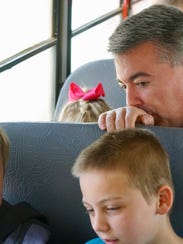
left=92, top=214, right=109, bottom=233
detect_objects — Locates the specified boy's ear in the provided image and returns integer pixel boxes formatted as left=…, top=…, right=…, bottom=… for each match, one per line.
left=156, top=185, right=173, bottom=215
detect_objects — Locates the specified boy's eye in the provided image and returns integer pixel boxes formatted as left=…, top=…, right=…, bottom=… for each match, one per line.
left=106, top=207, right=121, bottom=212
left=85, top=208, right=94, bottom=215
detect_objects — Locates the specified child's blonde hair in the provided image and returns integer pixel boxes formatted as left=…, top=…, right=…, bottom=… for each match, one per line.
left=59, top=82, right=111, bottom=122
left=59, top=98, right=110, bottom=122
left=72, top=128, right=174, bottom=204
left=0, top=128, right=10, bottom=174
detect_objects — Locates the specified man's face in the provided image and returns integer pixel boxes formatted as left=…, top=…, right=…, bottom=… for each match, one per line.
left=115, top=42, right=183, bottom=127
left=80, top=170, right=159, bottom=244
left=0, top=154, right=3, bottom=205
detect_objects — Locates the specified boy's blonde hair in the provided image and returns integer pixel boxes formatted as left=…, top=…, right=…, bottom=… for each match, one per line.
left=72, top=128, right=174, bottom=204
left=0, top=128, right=10, bottom=174
left=59, top=98, right=111, bottom=122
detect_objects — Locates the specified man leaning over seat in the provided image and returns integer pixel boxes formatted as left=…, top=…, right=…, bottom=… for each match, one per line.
left=98, top=5, right=183, bottom=132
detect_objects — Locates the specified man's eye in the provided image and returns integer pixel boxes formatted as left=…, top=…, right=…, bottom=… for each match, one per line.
left=136, top=81, right=149, bottom=87
left=116, top=79, right=126, bottom=90
left=121, top=84, right=127, bottom=90
left=118, top=82, right=127, bottom=90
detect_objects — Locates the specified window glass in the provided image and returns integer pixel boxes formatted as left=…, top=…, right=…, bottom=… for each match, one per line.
left=72, top=0, right=120, bottom=29
left=0, top=47, right=55, bottom=122
left=0, top=0, right=52, bottom=61
left=71, top=15, right=121, bottom=71
left=131, top=0, right=161, bottom=14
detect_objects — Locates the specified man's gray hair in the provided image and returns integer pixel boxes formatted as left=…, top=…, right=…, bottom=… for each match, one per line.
left=108, top=5, right=183, bottom=66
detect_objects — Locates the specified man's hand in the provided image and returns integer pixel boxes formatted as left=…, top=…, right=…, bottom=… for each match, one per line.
left=98, top=106, right=154, bottom=132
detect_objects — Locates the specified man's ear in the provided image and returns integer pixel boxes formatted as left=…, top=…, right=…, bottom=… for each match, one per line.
left=156, top=185, right=173, bottom=215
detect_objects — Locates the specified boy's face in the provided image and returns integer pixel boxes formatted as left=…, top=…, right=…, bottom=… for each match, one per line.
left=80, top=170, right=160, bottom=244
left=0, top=154, right=3, bottom=205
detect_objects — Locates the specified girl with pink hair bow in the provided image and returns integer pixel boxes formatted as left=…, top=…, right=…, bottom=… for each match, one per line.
left=58, top=82, right=111, bottom=123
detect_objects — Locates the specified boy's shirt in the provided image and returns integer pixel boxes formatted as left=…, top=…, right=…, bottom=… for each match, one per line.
left=85, top=237, right=105, bottom=244
left=0, top=199, right=52, bottom=243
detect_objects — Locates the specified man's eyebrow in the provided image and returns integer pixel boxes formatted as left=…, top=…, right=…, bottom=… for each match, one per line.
left=117, top=72, right=152, bottom=84
left=129, top=72, right=152, bottom=81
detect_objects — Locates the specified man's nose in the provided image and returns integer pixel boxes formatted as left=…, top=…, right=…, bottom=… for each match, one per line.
left=126, top=86, right=142, bottom=106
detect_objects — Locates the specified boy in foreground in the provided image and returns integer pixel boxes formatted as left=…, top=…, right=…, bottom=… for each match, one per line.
left=72, top=128, right=183, bottom=244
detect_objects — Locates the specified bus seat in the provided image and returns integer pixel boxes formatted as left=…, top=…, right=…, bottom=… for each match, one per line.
left=53, top=59, right=125, bottom=121
left=0, top=122, right=183, bottom=243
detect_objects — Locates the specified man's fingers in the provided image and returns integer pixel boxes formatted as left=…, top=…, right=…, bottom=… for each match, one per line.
left=98, top=108, right=126, bottom=132
left=125, top=107, right=155, bottom=128
left=98, top=112, right=107, bottom=130
left=115, top=108, right=126, bottom=130
left=141, top=114, right=155, bottom=125
left=98, top=106, right=155, bottom=131
left=105, top=110, right=117, bottom=132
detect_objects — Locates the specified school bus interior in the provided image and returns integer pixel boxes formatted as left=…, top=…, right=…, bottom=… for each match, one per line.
left=1, top=1, right=183, bottom=243
left=1, top=122, right=183, bottom=243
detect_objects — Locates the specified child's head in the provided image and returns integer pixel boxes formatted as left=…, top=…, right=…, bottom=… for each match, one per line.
left=72, top=128, right=175, bottom=243
left=72, top=128, right=173, bottom=202
left=59, top=99, right=111, bottom=122
left=59, top=82, right=111, bottom=122
left=0, top=128, right=10, bottom=204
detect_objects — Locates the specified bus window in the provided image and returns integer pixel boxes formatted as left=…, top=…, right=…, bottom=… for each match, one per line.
left=0, top=0, right=55, bottom=122
left=71, top=0, right=121, bottom=71
left=0, top=0, right=125, bottom=122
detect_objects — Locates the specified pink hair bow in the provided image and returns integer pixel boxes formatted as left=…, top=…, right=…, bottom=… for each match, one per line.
left=68, top=82, right=105, bottom=101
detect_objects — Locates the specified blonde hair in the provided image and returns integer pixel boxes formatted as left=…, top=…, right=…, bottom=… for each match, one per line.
left=72, top=128, right=174, bottom=204
left=59, top=98, right=111, bottom=122
left=0, top=128, right=10, bottom=174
